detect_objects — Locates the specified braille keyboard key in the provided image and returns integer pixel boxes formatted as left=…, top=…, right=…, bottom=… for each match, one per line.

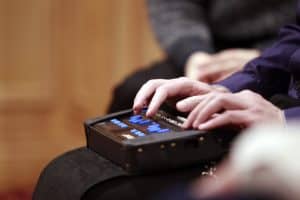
left=157, top=128, right=170, bottom=133
left=130, top=129, right=145, bottom=137
left=110, top=118, right=128, bottom=128
left=137, top=119, right=152, bottom=125
left=148, top=123, right=160, bottom=128
left=130, top=115, right=142, bottom=120
left=147, top=127, right=161, bottom=133
left=119, top=123, right=128, bottom=128
left=129, top=116, right=143, bottom=124
left=137, top=131, right=145, bottom=137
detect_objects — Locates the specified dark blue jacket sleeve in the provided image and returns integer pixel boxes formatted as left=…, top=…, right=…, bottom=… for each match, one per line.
left=218, top=1, right=300, bottom=121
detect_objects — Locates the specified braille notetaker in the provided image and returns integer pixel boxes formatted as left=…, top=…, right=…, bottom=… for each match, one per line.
left=85, top=106, right=237, bottom=173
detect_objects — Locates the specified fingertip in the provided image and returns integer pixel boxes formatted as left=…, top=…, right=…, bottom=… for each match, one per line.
left=147, top=100, right=161, bottom=118
left=198, top=124, right=206, bottom=130
left=181, top=121, right=187, bottom=129
left=133, top=108, right=139, bottom=115
left=133, top=102, right=144, bottom=115
left=132, top=103, right=139, bottom=111
left=182, top=120, right=191, bottom=129
left=193, top=122, right=199, bottom=129
left=132, top=103, right=137, bottom=110
left=145, top=105, right=153, bottom=116
left=146, top=110, right=154, bottom=118
left=133, top=96, right=146, bottom=109
left=176, top=101, right=186, bottom=112
left=181, top=123, right=189, bottom=129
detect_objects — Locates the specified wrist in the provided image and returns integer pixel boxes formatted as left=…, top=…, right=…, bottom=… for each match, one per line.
left=279, top=110, right=286, bottom=126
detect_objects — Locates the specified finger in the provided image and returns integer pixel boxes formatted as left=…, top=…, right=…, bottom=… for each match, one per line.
left=176, top=95, right=206, bottom=112
left=192, top=93, right=227, bottom=128
left=198, top=110, right=249, bottom=130
left=185, top=52, right=213, bottom=79
left=182, top=94, right=213, bottom=128
left=192, top=93, right=246, bottom=128
left=146, top=78, right=194, bottom=116
left=197, top=64, right=223, bottom=83
left=133, top=79, right=167, bottom=113
left=146, top=86, right=169, bottom=116
left=213, top=49, right=237, bottom=60
left=146, top=77, right=212, bottom=116
left=218, top=49, right=260, bottom=60
left=199, top=59, right=241, bottom=83
left=211, top=59, right=248, bottom=82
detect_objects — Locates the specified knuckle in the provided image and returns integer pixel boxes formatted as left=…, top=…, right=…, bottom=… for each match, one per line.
left=145, top=79, right=157, bottom=87
left=240, top=89, right=253, bottom=95
left=155, top=85, right=167, bottom=94
left=251, top=105, right=263, bottom=114
left=224, top=111, right=234, bottom=119
left=146, top=79, right=165, bottom=86
left=177, top=77, right=189, bottom=82
left=215, top=93, right=227, bottom=104
left=239, top=89, right=261, bottom=99
left=179, top=77, right=196, bottom=85
left=209, top=90, right=220, bottom=96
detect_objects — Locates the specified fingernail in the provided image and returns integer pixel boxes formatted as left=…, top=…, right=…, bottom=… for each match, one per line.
left=146, top=111, right=152, bottom=117
left=177, top=101, right=186, bottom=108
left=133, top=108, right=138, bottom=114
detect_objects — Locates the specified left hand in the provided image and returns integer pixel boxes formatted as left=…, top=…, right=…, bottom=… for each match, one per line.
left=176, top=90, right=285, bottom=130
left=133, top=77, right=226, bottom=117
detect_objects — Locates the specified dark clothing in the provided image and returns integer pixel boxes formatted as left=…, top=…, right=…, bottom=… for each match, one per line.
left=33, top=148, right=126, bottom=200
left=83, top=166, right=203, bottom=200
left=108, top=0, right=297, bottom=113
left=33, top=147, right=206, bottom=200
left=148, top=0, right=297, bottom=69
left=33, top=148, right=279, bottom=200
left=219, top=1, right=300, bottom=121
left=108, top=59, right=181, bottom=112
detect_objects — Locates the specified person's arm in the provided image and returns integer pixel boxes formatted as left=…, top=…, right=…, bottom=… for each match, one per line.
left=217, top=19, right=300, bottom=121
left=284, top=107, right=300, bottom=120
left=147, top=0, right=213, bottom=72
left=218, top=16, right=300, bottom=99
left=216, top=20, right=300, bottom=121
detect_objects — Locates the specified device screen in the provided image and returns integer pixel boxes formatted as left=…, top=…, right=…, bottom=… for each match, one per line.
left=93, top=109, right=186, bottom=141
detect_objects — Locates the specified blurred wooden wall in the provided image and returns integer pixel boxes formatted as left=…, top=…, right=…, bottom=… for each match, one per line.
left=0, top=0, right=162, bottom=195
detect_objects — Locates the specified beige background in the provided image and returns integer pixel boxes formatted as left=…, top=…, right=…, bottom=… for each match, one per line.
left=0, top=0, right=162, bottom=196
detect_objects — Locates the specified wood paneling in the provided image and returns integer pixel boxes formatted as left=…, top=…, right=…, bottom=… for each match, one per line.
left=0, top=0, right=162, bottom=196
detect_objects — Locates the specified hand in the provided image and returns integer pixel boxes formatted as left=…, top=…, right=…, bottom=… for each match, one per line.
left=185, top=49, right=260, bottom=83
left=133, top=77, right=226, bottom=117
left=176, top=90, right=285, bottom=130
left=185, top=52, right=213, bottom=80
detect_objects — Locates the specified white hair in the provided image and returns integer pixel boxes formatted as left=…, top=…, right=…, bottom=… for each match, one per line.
left=230, top=123, right=300, bottom=200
